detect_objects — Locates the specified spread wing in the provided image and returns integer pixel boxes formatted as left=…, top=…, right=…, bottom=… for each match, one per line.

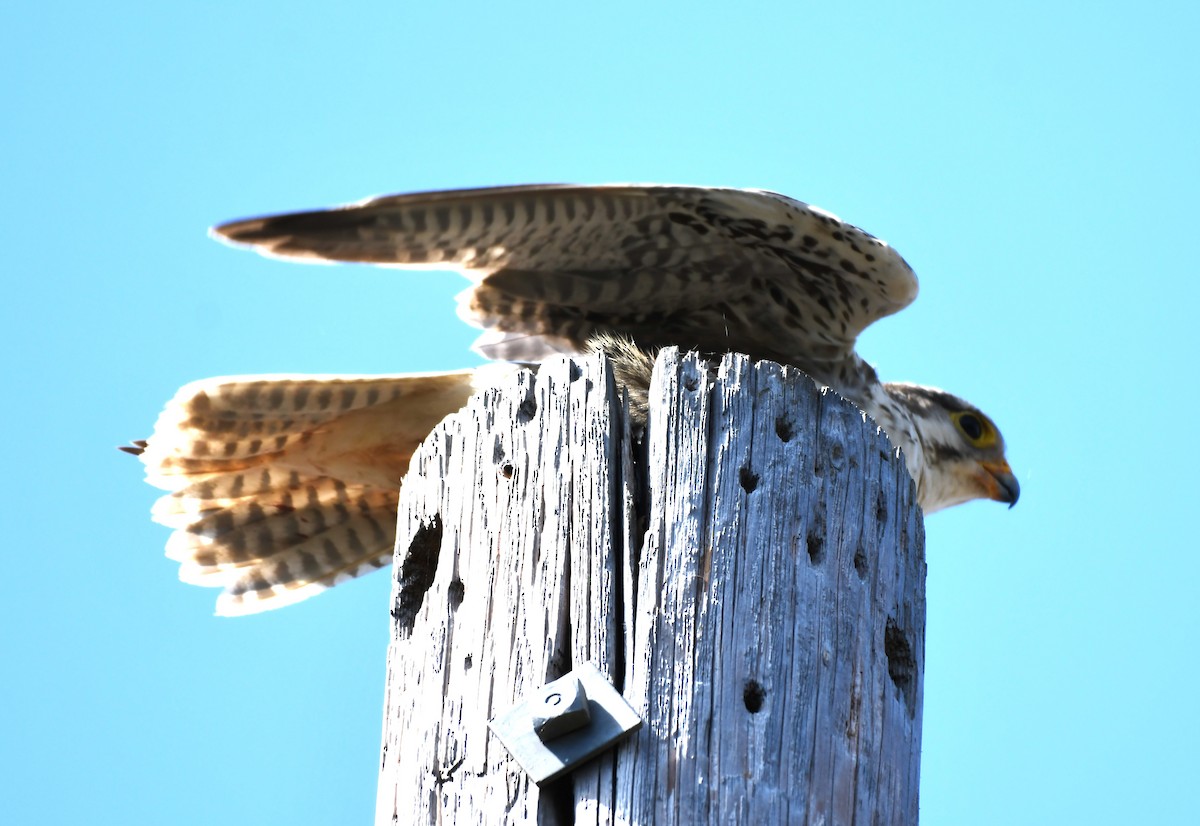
left=215, top=184, right=918, bottom=378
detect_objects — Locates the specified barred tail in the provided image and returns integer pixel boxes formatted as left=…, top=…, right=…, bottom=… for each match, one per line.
left=132, top=370, right=489, bottom=615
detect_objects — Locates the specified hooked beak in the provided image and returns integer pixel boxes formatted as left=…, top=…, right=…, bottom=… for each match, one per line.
left=979, top=460, right=1020, bottom=508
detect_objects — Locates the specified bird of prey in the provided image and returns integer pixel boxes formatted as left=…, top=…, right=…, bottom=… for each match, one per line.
left=128, top=184, right=1018, bottom=616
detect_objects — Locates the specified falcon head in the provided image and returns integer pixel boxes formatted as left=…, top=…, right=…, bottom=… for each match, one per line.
left=884, top=383, right=1020, bottom=514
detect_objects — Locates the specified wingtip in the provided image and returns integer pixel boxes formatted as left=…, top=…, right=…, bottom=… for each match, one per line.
left=208, top=206, right=382, bottom=262
left=209, top=217, right=269, bottom=247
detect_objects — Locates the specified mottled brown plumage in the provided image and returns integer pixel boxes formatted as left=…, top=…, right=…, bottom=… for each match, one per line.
left=133, top=184, right=1017, bottom=615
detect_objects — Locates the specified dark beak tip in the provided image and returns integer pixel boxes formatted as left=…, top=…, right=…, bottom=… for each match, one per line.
left=1000, top=475, right=1020, bottom=509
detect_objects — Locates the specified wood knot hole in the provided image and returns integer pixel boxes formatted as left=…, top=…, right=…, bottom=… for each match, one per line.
left=774, top=415, right=795, bottom=442
left=853, top=547, right=868, bottom=579
left=517, top=395, right=538, bottom=423
left=743, top=680, right=765, bottom=713
left=885, top=618, right=917, bottom=717
left=447, top=577, right=465, bottom=610
left=393, top=514, right=443, bottom=634
left=807, top=532, right=824, bottom=564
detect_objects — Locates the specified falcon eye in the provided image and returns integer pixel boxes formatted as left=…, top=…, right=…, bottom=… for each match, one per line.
left=957, top=413, right=983, bottom=440
left=951, top=411, right=996, bottom=447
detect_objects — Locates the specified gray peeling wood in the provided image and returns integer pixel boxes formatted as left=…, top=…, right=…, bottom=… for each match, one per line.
left=376, top=349, right=926, bottom=825
left=376, top=353, right=631, bottom=824
left=620, top=350, right=926, bottom=825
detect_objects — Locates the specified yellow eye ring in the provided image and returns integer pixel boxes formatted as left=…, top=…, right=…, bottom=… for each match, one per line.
left=952, top=411, right=997, bottom=448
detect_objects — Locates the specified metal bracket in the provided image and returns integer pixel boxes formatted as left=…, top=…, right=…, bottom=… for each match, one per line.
left=488, top=661, right=642, bottom=785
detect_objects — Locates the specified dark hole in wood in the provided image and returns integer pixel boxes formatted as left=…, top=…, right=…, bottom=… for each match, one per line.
left=806, top=533, right=825, bottom=564
left=541, top=775, right=575, bottom=822
left=739, top=465, right=760, bottom=493
left=463, top=654, right=473, bottom=671
left=448, top=577, right=465, bottom=609
left=683, top=375, right=699, bottom=392
left=500, top=463, right=515, bottom=479
left=548, top=612, right=573, bottom=684
left=885, top=617, right=918, bottom=717
left=876, top=492, right=888, bottom=523
left=853, top=547, right=868, bottom=579
left=517, top=394, right=538, bottom=423
left=775, top=415, right=795, bottom=442
left=743, top=680, right=766, bottom=713
left=830, top=442, right=844, bottom=461
left=392, top=514, right=443, bottom=635
left=628, top=430, right=652, bottom=606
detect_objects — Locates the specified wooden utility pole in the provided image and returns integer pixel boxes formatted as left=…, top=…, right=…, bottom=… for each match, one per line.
left=375, top=349, right=926, bottom=824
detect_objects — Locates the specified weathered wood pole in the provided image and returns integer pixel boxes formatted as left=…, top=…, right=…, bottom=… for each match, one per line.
left=375, top=349, right=926, bottom=824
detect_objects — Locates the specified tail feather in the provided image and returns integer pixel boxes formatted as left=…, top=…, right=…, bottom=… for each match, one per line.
left=215, top=534, right=395, bottom=616
left=141, top=374, right=441, bottom=479
left=175, top=496, right=395, bottom=590
left=163, top=482, right=395, bottom=566
left=149, top=467, right=313, bottom=522
left=135, top=370, right=489, bottom=614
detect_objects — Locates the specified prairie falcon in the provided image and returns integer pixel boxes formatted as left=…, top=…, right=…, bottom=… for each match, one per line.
left=128, top=185, right=1018, bottom=615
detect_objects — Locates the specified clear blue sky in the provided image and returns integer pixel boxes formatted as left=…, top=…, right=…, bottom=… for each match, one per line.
left=3, top=1, right=1197, bottom=823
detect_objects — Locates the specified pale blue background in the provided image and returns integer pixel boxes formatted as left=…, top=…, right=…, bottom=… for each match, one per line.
left=3, top=2, right=1197, bottom=823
